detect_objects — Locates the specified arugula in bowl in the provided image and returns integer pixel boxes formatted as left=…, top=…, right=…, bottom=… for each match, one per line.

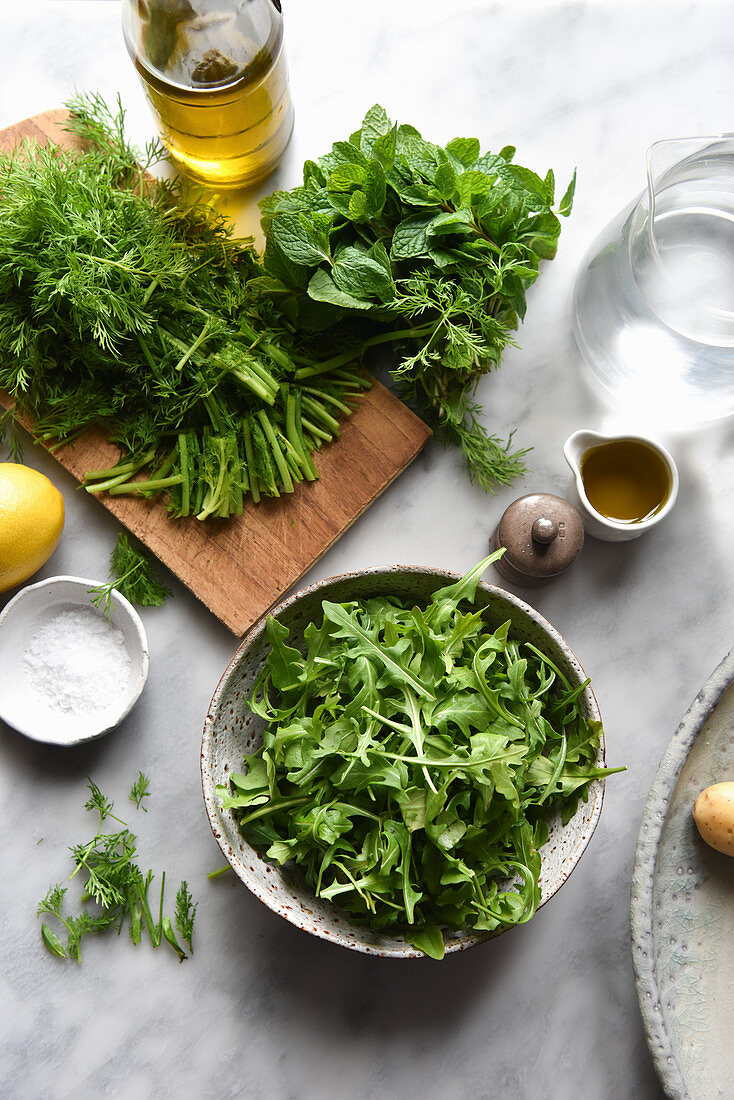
left=213, top=553, right=620, bottom=958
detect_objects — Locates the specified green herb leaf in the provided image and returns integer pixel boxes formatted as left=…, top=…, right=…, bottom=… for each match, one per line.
left=406, top=924, right=445, bottom=960
left=389, top=213, right=436, bottom=260
left=559, top=169, right=577, bottom=217
left=129, top=771, right=151, bottom=810
left=270, top=212, right=332, bottom=266
left=90, top=533, right=172, bottom=615
left=445, top=137, right=480, bottom=168
left=332, top=247, right=395, bottom=303
left=307, top=268, right=373, bottom=310
left=174, top=881, right=197, bottom=953
left=41, top=923, right=68, bottom=959
left=0, top=93, right=368, bottom=521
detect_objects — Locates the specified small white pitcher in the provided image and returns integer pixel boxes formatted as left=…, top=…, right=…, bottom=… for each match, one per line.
left=563, top=429, right=679, bottom=542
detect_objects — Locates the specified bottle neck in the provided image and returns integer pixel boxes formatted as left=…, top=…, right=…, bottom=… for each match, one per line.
left=121, top=0, right=283, bottom=96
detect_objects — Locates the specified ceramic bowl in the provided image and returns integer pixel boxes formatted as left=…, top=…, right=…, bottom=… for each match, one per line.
left=201, top=567, right=605, bottom=957
left=0, top=575, right=149, bottom=745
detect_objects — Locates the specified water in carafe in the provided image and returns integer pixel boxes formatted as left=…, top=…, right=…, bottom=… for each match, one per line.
left=573, top=137, right=734, bottom=427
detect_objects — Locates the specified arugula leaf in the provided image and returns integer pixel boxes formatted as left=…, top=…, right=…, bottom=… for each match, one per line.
left=406, top=924, right=445, bottom=960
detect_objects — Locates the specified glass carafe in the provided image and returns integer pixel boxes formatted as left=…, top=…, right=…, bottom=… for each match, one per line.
left=573, top=136, right=734, bottom=427
left=122, top=0, right=294, bottom=189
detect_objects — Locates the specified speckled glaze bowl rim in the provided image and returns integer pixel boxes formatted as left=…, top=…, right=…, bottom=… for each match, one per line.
left=202, top=564, right=605, bottom=958
left=0, top=574, right=150, bottom=745
left=630, top=646, right=734, bottom=1100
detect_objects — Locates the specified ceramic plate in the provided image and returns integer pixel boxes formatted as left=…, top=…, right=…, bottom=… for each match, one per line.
left=631, top=648, right=734, bottom=1100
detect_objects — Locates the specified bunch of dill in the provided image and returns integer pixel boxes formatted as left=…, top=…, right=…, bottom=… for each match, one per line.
left=0, top=93, right=368, bottom=519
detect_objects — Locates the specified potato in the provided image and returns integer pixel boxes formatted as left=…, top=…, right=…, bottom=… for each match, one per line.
left=693, top=782, right=734, bottom=857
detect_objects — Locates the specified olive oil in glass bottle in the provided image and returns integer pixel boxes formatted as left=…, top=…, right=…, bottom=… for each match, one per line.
left=122, top=0, right=294, bottom=188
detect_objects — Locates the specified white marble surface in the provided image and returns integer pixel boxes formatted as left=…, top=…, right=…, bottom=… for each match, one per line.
left=1, top=1, right=733, bottom=1097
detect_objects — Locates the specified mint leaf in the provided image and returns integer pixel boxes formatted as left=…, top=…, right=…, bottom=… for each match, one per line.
left=329, top=163, right=367, bottom=191
left=307, top=267, right=373, bottom=310
left=391, top=181, right=442, bottom=207
left=358, top=104, right=391, bottom=155
left=390, top=212, right=437, bottom=260
left=434, top=162, right=458, bottom=201
left=559, top=169, right=577, bottom=217
left=401, top=134, right=442, bottom=179
left=41, top=923, right=67, bottom=959
left=348, top=191, right=369, bottom=220
left=362, top=161, right=387, bottom=216
left=257, top=104, right=578, bottom=492
left=371, top=127, right=397, bottom=171
left=426, top=209, right=475, bottom=238
left=445, top=137, right=480, bottom=167
left=455, top=169, right=494, bottom=206
left=270, top=212, right=331, bottom=267
left=333, top=247, right=395, bottom=303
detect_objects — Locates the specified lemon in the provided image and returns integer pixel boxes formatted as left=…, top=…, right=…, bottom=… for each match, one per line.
left=0, top=463, right=65, bottom=592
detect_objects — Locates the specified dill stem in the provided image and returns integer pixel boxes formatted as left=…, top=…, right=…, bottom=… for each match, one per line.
left=293, top=325, right=434, bottom=380
left=207, top=865, right=233, bottom=880
left=301, top=417, right=332, bottom=443
left=108, top=474, right=183, bottom=495
left=242, top=419, right=260, bottom=505
left=256, top=409, right=293, bottom=494
left=302, top=386, right=354, bottom=416
left=83, top=450, right=157, bottom=492
left=301, top=395, right=341, bottom=435
left=174, top=321, right=211, bottom=372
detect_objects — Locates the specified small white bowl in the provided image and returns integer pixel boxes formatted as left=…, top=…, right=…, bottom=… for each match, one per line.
left=0, top=575, right=149, bottom=745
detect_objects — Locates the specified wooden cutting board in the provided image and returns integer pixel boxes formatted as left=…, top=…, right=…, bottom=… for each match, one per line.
left=0, top=109, right=431, bottom=635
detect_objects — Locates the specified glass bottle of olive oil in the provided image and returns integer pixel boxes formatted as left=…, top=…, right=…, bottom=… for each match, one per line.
left=122, top=0, right=294, bottom=189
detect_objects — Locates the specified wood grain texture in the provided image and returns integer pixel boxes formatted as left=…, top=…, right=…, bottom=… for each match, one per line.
left=0, top=110, right=431, bottom=634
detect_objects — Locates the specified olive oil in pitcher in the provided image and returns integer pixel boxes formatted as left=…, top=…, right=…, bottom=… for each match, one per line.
left=580, top=439, right=671, bottom=523
left=122, top=0, right=294, bottom=189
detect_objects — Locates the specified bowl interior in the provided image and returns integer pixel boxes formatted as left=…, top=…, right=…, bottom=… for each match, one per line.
left=202, top=568, right=604, bottom=957
left=0, top=576, right=149, bottom=745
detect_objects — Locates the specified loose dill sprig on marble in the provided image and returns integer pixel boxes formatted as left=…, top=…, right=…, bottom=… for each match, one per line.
left=37, top=777, right=195, bottom=963
left=90, top=533, right=172, bottom=616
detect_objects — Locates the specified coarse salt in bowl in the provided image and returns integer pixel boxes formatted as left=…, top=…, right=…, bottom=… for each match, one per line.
left=0, top=575, right=149, bottom=745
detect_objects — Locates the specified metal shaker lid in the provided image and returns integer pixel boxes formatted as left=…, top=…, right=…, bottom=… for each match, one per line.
left=491, top=492, right=584, bottom=587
